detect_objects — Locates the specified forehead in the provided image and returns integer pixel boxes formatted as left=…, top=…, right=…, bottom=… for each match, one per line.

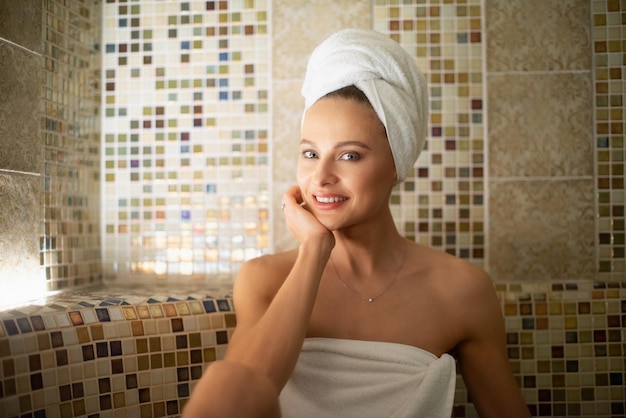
left=301, top=97, right=387, bottom=144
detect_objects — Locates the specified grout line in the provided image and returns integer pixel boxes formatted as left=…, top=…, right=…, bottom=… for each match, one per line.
left=489, top=176, right=594, bottom=182
left=0, top=36, right=42, bottom=56
left=0, top=168, right=41, bottom=176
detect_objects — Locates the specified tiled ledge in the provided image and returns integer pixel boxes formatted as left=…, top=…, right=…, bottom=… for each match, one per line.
left=0, top=280, right=236, bottom=418
left=0, top=280, right=624, bottom=417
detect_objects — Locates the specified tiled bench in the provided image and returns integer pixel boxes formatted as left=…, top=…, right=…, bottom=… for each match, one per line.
left=1, top=280, right=625, bottom=418
left=0, top=283, right=235, bottom=418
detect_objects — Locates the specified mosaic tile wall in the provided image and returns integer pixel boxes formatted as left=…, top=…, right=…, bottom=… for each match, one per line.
left=459, top=282, right=626, bottom=418
left=101, top=0, right=271, bottom=280
left=0, top=1, right=624, bottom=417
left=593, top=0, right=626, bottom=280
left=42, top=0, right=103, bottom=290
left=0, top=283, right=235, bottom=418
left=374, top=0, right=487, bottom=269
left=0, top=281, right=623, bottom=417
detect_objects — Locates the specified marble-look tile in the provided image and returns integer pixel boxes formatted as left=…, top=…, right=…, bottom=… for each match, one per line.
left=488, top=179, right=595, bottom=281
left=488, top=72, right=593, bottom=178
left=272, top=182, right=299, bottom=253
left=272, top=80, right=303, bottom=184
left=0, top=39, right=43, bottom=174
left=0, top=0, right=43, bottom=53
left=486, top=0, right=591, bottom=72
left=272, top=0, right=371, bottom=80
left=271, top=78, right=305, bottom=252
left=0, top=172, right=42, bottom=279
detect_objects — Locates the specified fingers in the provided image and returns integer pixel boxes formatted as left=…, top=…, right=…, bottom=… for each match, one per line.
left=284, top=185, right=302, bottom=205
left=281, top=186, right=304, bottom=211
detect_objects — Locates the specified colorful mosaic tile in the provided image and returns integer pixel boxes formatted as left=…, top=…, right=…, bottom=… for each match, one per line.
left=374, top=0, right=487, bottom=269
left=592, top=0, right=626, bottom=280
left=0, top=283, right=234, bottom=417
left=101, top=0, right=271, bottom=280
left=41, top=0, right=103, bottom=291
left=0, top=281, right=623, bottom=417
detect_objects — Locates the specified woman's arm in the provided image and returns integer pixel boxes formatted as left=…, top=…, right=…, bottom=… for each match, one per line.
left=225, top=238, right=332, bottom=390
left=184, top=187, right=333, bottom=416
left=224, top=186, right=335, bottom=391
left=455, top=271, right=531, bottom=418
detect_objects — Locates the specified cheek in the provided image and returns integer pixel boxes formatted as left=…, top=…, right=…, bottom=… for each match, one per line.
left=296, top=164, right=311, bottom=188
left=362, top=164, right=396, bottom=193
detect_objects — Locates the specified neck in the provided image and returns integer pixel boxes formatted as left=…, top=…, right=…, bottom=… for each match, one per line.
left=331, top=227, right=407, bottom=278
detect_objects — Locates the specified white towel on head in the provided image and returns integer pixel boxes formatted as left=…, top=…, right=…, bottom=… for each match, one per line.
left=279, top=338, right=456, bottom=418
left=301, top=29, right=428, bottom=182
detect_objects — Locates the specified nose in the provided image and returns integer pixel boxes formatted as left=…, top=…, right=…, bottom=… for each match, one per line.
left=312, top=157, right=338, bottom=186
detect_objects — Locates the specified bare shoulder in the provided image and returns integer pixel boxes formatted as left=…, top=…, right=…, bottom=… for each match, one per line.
left=411, top=244, right=499, bottom=335
left=233, top=249, right=298, bottom=307
left=413, top=243, right=494, bottom=296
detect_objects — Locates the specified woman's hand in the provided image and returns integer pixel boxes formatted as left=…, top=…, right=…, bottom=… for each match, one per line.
left=282, top=185, right=335, bottom=251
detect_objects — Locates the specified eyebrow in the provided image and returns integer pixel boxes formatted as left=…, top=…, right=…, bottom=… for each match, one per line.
left=299, top=139, right=372, bottom=150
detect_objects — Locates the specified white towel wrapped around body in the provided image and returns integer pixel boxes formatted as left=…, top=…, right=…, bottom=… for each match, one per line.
left=301, top=29, right=428, bottom=182
left=279, top=338, right=456, bottom=418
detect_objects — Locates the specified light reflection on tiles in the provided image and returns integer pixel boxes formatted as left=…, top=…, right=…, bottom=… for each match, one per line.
left=101, top=0, right=272, bottom=280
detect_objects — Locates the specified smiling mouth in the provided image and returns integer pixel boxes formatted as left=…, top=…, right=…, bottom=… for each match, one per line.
left=315, top=195, right=348, bottom=203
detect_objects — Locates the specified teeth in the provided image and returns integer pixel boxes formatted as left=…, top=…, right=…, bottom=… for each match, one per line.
left=315, top=196, right=347, bottom=203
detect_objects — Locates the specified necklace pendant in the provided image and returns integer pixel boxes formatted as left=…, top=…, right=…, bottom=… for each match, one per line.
left=367, top=298, right=373, bottom=303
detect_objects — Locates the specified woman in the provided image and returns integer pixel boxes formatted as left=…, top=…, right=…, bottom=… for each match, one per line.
left=184, top=29, right=530, bottom=418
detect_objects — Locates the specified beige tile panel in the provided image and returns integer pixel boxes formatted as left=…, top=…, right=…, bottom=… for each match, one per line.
left=485, top=0, right=591, bottom=72
left=272, top=0, right=371, bottom=80
left=0, top=172, right=42, bottom=279
left=0, top=0, right=43, bottom=53
left=0, top=39, right=42, bottom=174
left=271, top=79, right=306, bottom=252
left=488, top=72, right=593, bottom=178
left=272, top=181, right=299, bottom=253
left=488, top=178, right=595, bottom=281
left=271, top=81, right=301, bottom=251
left=272, top=80, right=303, bottom=184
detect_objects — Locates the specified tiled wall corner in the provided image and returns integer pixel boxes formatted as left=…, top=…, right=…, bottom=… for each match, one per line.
left=41, top=0, right=103, bottom=291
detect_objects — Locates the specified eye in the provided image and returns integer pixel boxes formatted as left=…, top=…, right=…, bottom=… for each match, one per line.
left=340, top=152, right=360, bottom=161
left=302, top=150, right=318, bottom=159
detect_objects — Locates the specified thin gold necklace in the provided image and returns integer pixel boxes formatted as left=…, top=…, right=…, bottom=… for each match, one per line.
left=331, top=242, right=408, bottom=303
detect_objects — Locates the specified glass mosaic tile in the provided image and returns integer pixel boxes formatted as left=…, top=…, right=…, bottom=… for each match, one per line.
left=1, top=0, right=623, bottom=416
left=0, top=281, right=623, bottom=417
left=41, top=0, right=103, bottom=291
left=101, top=0, right=271, bottom=281
left=374, top=0, right=486, bottom=268
left=593, top=0, right=626, bottom=280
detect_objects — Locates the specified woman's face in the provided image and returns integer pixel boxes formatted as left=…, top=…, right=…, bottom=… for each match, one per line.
left=297, top=97, right=397, bottom=231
